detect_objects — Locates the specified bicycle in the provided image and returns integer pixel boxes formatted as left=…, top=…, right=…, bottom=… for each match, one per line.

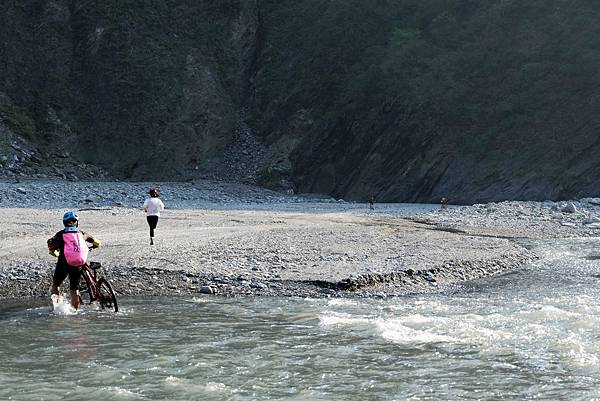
left=78, top=248, right=119, bottom=312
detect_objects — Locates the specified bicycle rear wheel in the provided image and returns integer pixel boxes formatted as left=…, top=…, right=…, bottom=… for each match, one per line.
left=97, top=278, right=118, bottom=312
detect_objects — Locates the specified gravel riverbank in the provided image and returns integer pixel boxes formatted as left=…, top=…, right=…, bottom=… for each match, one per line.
left=1, top=179, right=599, bottom=302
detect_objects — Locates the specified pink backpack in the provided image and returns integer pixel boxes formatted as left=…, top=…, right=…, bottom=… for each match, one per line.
left=62, top=232, right=89, bottom=266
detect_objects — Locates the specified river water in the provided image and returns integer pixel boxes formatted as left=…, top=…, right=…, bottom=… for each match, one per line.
left=2, top=238, right=600, bottom=400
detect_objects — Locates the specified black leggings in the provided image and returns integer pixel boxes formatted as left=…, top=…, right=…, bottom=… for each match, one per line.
left=53, top=263, right=82, bottom=290
left=147, top=216, right=159, bottom=238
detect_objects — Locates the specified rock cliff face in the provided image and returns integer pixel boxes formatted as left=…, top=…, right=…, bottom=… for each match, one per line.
left=1, top=1, right=599, bottom=203
left=1, top=1, right=258, bottom=180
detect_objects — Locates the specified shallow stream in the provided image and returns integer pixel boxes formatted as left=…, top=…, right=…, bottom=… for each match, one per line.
left=2, top=238, right=600, bottom=400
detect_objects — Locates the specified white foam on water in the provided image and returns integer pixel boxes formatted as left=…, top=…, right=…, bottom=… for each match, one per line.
left=555, top=335, right=600, bottom=370
left=165, top=375, right=182, bottom=385
left=572, top=300, right=600, bottom=315
left=396, top=313, right=446, bottom=330
left=104, top=386, right=144, bottom=399
left=162, top=376, right=233, bottom=396
left=320, top=308, right=515, bottom=347
left=205, top=382, right=229, bottom=393
left=50, top=294, right=77, bottom=316
left=318, top=312, right=371, bottom=327
left=387, top=299, right=453, bottom=317
left=375, top=318, right=458, bottom=344
left=466, top=325, right=514, bottom=343
left=188, top=297, right=209, bottom=304
left=326, top=298, right=358, bottom=307
left=413, top=299, right=451, bottom=311
left=519, top=304, right=579, bottom=321
left=571, top=316, right=600, bottom=331
left=459, top=312, right=487, bottom=322
left=374, top=311, right=521, bottom=349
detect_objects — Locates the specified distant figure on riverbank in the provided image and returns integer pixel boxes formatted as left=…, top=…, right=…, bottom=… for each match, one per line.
left=440, top=197, right=448, bottom=209
left=144, top=188, right=165, bottom=245
left=368, top=195, right=375, bottom=211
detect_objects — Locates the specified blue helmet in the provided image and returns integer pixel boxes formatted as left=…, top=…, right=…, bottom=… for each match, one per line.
left=62, top=211, right=79, bottom=226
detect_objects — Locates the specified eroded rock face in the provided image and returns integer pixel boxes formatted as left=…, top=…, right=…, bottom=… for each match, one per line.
left=0, top=1, right=257, bottom=181
left=1, top=1, right=600, bottom=203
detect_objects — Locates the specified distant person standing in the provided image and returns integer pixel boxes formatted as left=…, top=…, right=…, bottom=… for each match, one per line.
left=144, top=188, right=165, bottom=245
left=440, top=197, right=448, bottom=210
left=368, top=195, right=375, bottom=211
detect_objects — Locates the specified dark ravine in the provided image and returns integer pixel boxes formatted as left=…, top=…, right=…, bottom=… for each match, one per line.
left=1, top=1, right=600, bottom=204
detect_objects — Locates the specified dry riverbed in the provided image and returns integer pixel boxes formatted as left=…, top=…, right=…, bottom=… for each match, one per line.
left=1, top=179, right=599, bottom=302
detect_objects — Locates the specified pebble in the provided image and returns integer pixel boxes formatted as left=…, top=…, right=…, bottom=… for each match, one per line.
left=0, top=179, right=332, bottom=209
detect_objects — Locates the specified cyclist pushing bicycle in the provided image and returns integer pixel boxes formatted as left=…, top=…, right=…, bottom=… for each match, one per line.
left=47, top=211, right=101, bottom=310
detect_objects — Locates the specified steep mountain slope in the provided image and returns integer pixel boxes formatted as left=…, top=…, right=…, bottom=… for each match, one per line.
left=255, top=0, right=600, bottom=203
left=1, top=1, right=599, bottom=203
left=1, top=0, right=259, bottom=180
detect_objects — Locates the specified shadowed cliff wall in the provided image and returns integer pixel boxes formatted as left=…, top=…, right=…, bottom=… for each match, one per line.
left=1, top=1, right=599, bottom=203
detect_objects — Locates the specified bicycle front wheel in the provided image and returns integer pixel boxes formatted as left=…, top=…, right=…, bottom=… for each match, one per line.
left=97, top=278, right=119, bottom=312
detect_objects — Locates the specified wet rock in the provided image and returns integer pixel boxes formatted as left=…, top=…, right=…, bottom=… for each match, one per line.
left=199, top=285, right=214, bottom=294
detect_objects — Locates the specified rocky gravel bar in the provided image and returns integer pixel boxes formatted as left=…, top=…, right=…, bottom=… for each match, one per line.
left=1, top=179, right=599, bottom=303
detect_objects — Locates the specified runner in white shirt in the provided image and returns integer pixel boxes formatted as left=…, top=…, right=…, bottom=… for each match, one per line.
left=143, top=188, right=165, bottom=245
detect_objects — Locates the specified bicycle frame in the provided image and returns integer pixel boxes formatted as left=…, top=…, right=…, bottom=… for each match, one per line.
left=80, top=262, right=102, bottom=302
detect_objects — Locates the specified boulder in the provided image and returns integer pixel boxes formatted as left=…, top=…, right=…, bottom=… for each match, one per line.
left=561, top=202, right=577, bottom=213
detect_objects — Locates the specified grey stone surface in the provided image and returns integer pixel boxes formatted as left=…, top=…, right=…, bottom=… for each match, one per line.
left=3, top=179, right=595, bottom=301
